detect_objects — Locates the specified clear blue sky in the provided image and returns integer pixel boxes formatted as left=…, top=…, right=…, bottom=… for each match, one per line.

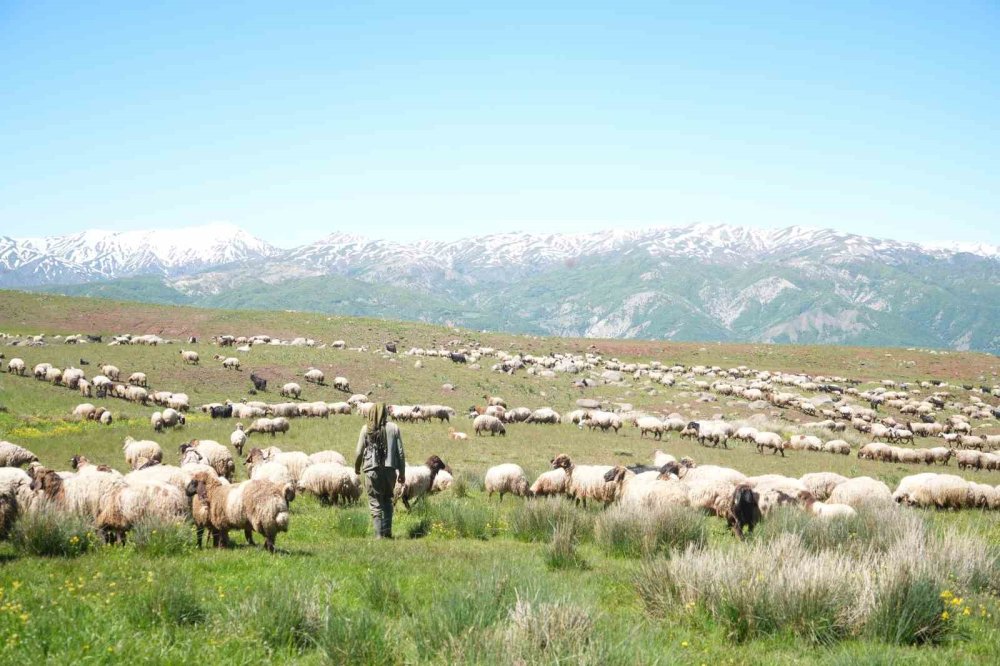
left=1, top=1, right=997, bottom=247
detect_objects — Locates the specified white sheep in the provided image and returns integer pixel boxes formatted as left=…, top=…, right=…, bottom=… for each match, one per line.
left=827, top=477, right=892, bottom=507
left=96, top=479, right=190, bottom=544
left=181, top=440, right=236, bottom=481
left=550, top=454, right=615, bottom=507
left=0, top=441, right=39, bottom=468
left=333, top=376, right=351, bottom=392
left=304, top=368, right=325, bottom=384
left=309, top=450, right=348, bottom=466
left=122, top=437, right=164, bottom=470
left=298, top=463, right=360, bottom=505
left=652, top=449, right=676, bottom=468
left=636, top=416, right=666, bottom=440
left=754, top=431, right=786, bottom=456
left=799, top=472, right=848, bottom=501
left=484, top=464, right=530, bottom=501
left=394, top=455, right=447, bottom=510
left=473, top=414, right=506, bottom=437
left=529, top=469, right=568, bottom=497
left=179, top=350, right=200, bottom=364
left=800, top=493, right=858, bottom=520
left=230, top=424, right=248, bottom=455
left=186, top=472, right=293, bottom=552
left=526, top=408, right=561, bottom=424
left=6, top=358, right=25, bottom=375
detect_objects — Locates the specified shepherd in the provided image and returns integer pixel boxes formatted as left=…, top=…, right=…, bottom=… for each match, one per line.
left=354, top=403, right=406, bottom=538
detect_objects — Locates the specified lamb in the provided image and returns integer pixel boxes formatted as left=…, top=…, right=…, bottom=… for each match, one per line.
left=122, top=436, right=164, bottom=470
left=636, top=416, right=666, bottom=440
left=73, top=403, right=98, bottom=420
left=473, top=414, right=506, bottom=436
left=432, top=470, right=453, bottom=492
left=483, top=464, right=530, bottom=501
left=298, top=463, right=360, bottom=505
left=827, top=477, right=893, bottom=507
left=280, top=382, right=302, bottom=399
left=0, top=441, right=39, bottom=468
left=96, top=479, right=190, bottom=544
left=526, top=408, right=561, bottom=425
left=798, top=491, right=857, bottom=519
left=185, top=472, right=294, bottom=552
left=6, top=358, right=25, bottom=375
left=179, top=350, right=200, bottom=364
left=333, top=376, right=351, bottom=392
left=550, top=454, right=615, bottom=507
left=180, top=440, right=236, bottom=481
left=754, top=431, right=785, bottom=456
left=230, top=424, right=248, bottom=455
left=304, top=368, right=325, bottom=384
left=799, top=472, right=848, bottom=501
left=308, top=450, right=348, bottom=466
left=395, top=455, right=448, bottom=510
left=447, top=427, right=469, bottom=441
left=529, top=469, right=568, bottom=497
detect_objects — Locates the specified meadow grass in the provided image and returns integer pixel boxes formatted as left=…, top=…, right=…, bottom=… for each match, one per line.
left=0, top=291, right=999, bottom=662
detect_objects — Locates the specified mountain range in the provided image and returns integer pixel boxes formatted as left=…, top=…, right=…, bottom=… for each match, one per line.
left=2, top=223, right=997, bottom=354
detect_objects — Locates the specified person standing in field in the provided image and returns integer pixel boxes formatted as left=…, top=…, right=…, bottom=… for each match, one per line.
left=354, top=403, right=406, bottom=538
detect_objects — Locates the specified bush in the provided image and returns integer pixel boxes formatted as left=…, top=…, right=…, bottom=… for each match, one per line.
left=753, top=504, right=924, bottom=554
left=506, top=594, right=594, bottom=654
left=594, top=504, right=706, bottom=558
left=128, top=517, right=194, bottom=556
left=546, top=521, right=588, bottom=570
left=9, top=508, right=96, bottom=557
left=867, top=570, right=947, bottom=645
left=510, top=497, right=593, bottom=543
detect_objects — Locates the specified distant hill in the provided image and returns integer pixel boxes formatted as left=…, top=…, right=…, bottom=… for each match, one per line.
left=4, top=223, right=998, bottom=354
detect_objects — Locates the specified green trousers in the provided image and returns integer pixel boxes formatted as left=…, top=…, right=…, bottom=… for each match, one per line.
left=366, top=467, right=395, bottom=538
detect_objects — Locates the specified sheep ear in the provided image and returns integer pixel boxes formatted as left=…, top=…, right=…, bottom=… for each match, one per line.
left=196, top=480, right=208, bottom=502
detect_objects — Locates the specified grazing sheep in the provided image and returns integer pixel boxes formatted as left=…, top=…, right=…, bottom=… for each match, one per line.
left=603, top=466, right=690, bottom=510
left=185, top=472, right=294, bottom=552
left=799, top=472, right=848, bottom=501
left=687, top=421, right=732, bottom=448
left=333, top=376, right=351, bottom=392
left=6, top=358, right=25, bottom=376
left=122, top=437, right=164, bottom=470
left=893, top=473, right=973, bottom=510
left=550, top=454, right=615, bottom=507
left=30, top=467, right=125, bottom=521
left=280, top=382, right=302, bottom=399
left=394, top=455, right=448, bottom=510
left=150, top=411, right=165, bottom=432
left=181, top=440, right=236, bottom=481
left=788, top=434, right=823, bottom=451
left=160, top=407, right=185, bottom=429
left=265, top=451, right=313, bottom=484
left=746, top=474, right=811, bottom=515
left=308, top=450, right=347, bottom=466
left=653, top=450, right=676, bottom=468
left=754, top=431, right=785, bottom=457
left=298, top=463, right=360, bottom=505
left=822, top=439, right=851, bottom=455
left=218, top=356, right=240, bottom=370
left=0, top=467, right=34, bottom=534
left=526, top=408, right=561, bottom=425
left=128, top=372, right=147, bottom=387
left=473, top=414, right=506, bottom=437
left=99, top=364, right=121, bottom=381
left=502, top=407, right=532, bottom=423
left=636, top=416, right=666, bottom=440
left=529, top=469, right=568, bottom=497
left=304, top=368, right=325, bottom=385
left=127, top=463, right=196, bottom=494
left=0, top=441, right=39, bottom=468
left=230, top=424, right=248, bottom=456
left=827, top=477, right=892, bottom=507
left=799, top=491, right=857, bottom=520
left=484, top=464, right=530, bottom=501
left=96, top=479, right=189, bottom=544
left=179, top=350, right=200, bottom=364
left=99, top=411, right=113, bottom=425
left=579, top=411, right=622, bottom=434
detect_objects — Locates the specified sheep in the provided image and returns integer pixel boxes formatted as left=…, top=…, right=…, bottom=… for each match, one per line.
left=73, top=403, right=98, bottom=420
left=179, top=350, right=200, bottom=364
left=754, top=431, right=786, bottom=456
left=827, top=477, right=893, bottom=507
left=280, top=382, right=302, bottom=399
left=0, top=441, right=39, bottom=468
left=502, top=407, right=532, bottom=423
left=181, top=440, right=236, bottom=481
left=418, top=405, right=457, bottom=422
left=653, top=450, right=676, bottom=468
left=0, top=467, right=34, bottom=534
left=925, top=447, right=953, bottom=465
left=30, top=467, right=125, bottom=521
left=550, top=454, right=615, bottom=507
left=150, top=411, right=165, bottom=432
left=124, top=385, right=149, bottom=404
left=247, top=417, right=291, bottom=437
left=580, top=411, right=622, bottom=433
left=734, top=426, right=759, bottom=443
left=526, top=408, right=561, bottom=425
left=250, top=372, right=267, bottom=391
left=798, top=491, right=858, bottom=520
left=333, top=376, right=351, bottom=392
left=61, top=367, right=85, bottom=389
left=268, top=402, right=300, bottom=418
left=248, top=459, right=294, bottom=486
left=956, top=450, right=983, bottom=470
left=636, top=416, right=666, bottom=440
left=432, top=469, right=453, bottom=492
left=663, top=463, right=759, bottom=539
left=6, top=358, right=25, bottom=375
left=529, top=469, right=568, bottom=497
left=33, top=362, right=52, bottom=380
left=166, top=393, right=190, bottom=412
left=308, top=450, right=347, bottom=466
left=266, top=451, right=313, bottom=484
left=799, top=472, right=848, bottom=501
left=893, top=473, right=973, bottom=510
left=304, top=368, right=325, bottom=385
left=484, top=464, right=530, bottom=501
left=746, top=474, right=811, bottom=515
left=45, top=367, right=63, bottom=384
left=473, top=414, right=506, bottom=437
left=395, top=455, right=448, bottom=510
left=219, top=356, right=241, bottom=370
left=185, top=472, right=294, bottom=552
left=447, top=427, right=469, bottom=441
left=161, top=407, right=185, bottom=429
left=100, top=364, right=121, bottom=381
left=123, top=436, right=164, bottom=470
left=298, top=463, right=360, bottom=505
left=687, top=421, right=731, bottom=448
left=327, top=401, right=352, bottom=415
left=99, top=411, right=113, bottom=425
left=822, top=439, right=851, bottom=455
left=125, top=464, right=194, bottom=495
left=96, top=479, right=189, bottom=544
left=788, top=434, right=823, bottom=451
left=231, top=424, right=248, bottom=456
left=128, top=372, right=148, bottom=387
left=603, top=466, right=689, bottom=510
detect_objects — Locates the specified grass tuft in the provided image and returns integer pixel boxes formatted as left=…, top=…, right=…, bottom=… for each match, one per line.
left=594, top=503, right=706, bottom=558
left=9, top=508, right=97, bottom=557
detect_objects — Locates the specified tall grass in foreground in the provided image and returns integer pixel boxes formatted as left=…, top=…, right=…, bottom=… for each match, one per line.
left=509, top=497, right=594, bottom=542
left=637, top=516, right=1000, bottom=645
left=9, top=508, right=96, bottom=557
left=594, top=503, right=706, bottom=558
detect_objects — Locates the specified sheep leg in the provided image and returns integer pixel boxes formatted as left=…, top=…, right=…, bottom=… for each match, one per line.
left=264, top=536, right=275, bottom=553
left=196, top=526, right=205, bottom=548
left=244, top=527, right=256, bottom=546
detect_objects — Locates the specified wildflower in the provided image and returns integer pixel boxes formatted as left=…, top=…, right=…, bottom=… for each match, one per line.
left=963, top=608, right=971, bottom=616
left=11, top=581, right=20, bottom=591
left=951, top=597, right=963, bottom=606
left=940, top=590, right=953, bottom=600
left=941, top=611, right=950, bottom=621
left=681, top=641, right=689, bottom=648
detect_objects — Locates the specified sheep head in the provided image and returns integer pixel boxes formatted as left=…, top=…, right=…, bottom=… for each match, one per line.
left=425, top=455, right=446, bottom=472
left=70, top=454, right=88, bottom=470
left=31, top=470, right=63, bottom=497
left=657, top=462, right=683, bottom=480
left=550, top=454, right=572, bottom=470
left=602, top=466, right=628, bottom=484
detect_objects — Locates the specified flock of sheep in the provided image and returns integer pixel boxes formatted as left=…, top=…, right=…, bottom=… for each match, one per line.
left=1, top=328, right=999, bottom=553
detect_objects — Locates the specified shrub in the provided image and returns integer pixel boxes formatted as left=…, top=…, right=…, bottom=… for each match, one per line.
left=866, top=570, right=946, bottom=645
left=510, top=497, right=592, bottom=543
left=506, top=594, right=594, bottom=654
left=128, top=517, right=194, bottom=556
left=9, top=508, right=96, bottom=557
left=753, top=504, right=923, bottom=554
left=594, top=504, right=706, bottom=558
left=546, top=521, right=588, bottom=570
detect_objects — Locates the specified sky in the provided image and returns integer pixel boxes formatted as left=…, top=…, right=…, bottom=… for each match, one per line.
left=0, top=1, right=997, bottom=248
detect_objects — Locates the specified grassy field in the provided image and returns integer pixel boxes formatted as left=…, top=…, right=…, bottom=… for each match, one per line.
left=0, top=290, right=999, bottom=664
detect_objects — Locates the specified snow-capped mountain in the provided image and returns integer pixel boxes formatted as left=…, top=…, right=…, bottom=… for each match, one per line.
left=5, top=223, right=279, bottom=284
left=3, top=223, right=998, bottom=354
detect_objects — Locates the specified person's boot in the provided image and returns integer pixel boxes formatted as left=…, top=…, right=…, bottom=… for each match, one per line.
left=372, top=516, right=383, bottom=538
